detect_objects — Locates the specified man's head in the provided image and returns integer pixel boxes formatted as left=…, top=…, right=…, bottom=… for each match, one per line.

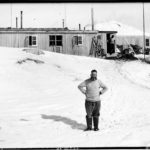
left=90, top=69, right=97, bottom=81
left=111, top=35, right=114, bottom=38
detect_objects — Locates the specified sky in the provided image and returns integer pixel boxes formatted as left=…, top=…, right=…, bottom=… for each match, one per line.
left=0, top=3, right=150, bottom=32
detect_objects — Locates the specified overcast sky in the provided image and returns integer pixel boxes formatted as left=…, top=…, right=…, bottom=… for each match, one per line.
left=0, top=3, right=150, bottom=32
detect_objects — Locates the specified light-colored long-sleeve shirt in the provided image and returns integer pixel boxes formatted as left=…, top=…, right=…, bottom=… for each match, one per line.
left=78, top=78, right=108, bottom=102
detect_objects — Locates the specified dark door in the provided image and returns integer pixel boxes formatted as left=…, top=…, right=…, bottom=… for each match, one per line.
left=107, top=34, right=115, bottom=54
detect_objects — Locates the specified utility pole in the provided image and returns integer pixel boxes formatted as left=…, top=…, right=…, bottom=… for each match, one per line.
left=20, top=11, right=23, bottom=29
left=143, top=2, right=146, bottom=61
left=91, top=7, right=94, bottom=31
left=64, top=4, right=67, bottom=28
left=10, top=3, right=12, bottom=28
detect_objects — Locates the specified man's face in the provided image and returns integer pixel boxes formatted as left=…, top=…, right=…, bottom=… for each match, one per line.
left=90, top=71, right=97, bottom=80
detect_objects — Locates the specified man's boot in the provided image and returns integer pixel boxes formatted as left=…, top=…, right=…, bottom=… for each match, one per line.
left=93, top=117, right=99, bottom=131
left=84, top=116, right=92, bottom=131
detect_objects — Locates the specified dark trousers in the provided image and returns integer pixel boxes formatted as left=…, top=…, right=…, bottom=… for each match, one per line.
left=85, top=100, right=101, bottom=129
left=85, top=100, right=101, bottom=118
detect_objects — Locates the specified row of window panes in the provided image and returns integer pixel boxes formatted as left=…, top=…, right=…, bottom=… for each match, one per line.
left=28, top=35, right=62, bottom=46
left=29, top=35, right=150, bottom=47
left=49, top=35, right=82, bottom=46
left=29, top=35, right=82, bottom=46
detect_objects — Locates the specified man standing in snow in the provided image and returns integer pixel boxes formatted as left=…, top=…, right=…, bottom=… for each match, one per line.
left=78, top=70, right=108, bottom=131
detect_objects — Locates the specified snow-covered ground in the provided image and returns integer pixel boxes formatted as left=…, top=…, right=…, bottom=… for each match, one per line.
left=0, top=47, right=150, bottom=148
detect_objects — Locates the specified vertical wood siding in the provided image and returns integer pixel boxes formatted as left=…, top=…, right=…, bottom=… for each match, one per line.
left=0, top=31, right=97, bottom=56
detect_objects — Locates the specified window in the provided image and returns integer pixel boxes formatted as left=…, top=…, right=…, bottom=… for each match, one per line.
left=146, top=39, right=149, bottom=46
left=29, top=35, right=37, bottom=46
left=73, top=36, right=83, bottom=45
left=78, top=36, right=82, bottom=44
left=49, top=35, right=63, bottom=46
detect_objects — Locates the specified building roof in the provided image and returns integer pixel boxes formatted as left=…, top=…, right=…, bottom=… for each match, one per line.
left=0, top=27, right=69, bottom=31
left=0, top=27, right=98, bottom=34
left=98, top=31, right=117, bottom=34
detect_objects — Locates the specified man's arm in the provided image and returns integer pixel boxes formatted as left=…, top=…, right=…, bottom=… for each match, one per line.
left=99, top=80, right=108, bottom=95
left=78, top=81, right=86, bottom=95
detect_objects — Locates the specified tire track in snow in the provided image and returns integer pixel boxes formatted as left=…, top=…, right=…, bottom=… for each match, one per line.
left=115, top=60, right=150, bottom=90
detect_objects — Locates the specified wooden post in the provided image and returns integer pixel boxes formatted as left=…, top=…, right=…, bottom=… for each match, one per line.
left=16, top=17, right=18, bottom=28
left=62, top=19, right=64, bottom=29
left=79, top=24, right=81, bottom=30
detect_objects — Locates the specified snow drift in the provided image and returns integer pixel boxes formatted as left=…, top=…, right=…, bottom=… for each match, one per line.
left=0, top=47, right=150, bottom=148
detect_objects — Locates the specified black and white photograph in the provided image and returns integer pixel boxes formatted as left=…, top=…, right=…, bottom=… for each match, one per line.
left=0, top=2, right=150, bottom=148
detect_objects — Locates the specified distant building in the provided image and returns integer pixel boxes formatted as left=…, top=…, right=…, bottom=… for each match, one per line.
left=0, top=27, right=117, bottom=57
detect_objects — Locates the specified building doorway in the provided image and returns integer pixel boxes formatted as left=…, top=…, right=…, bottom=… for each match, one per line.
left=107, top=33, right=115, bottom=55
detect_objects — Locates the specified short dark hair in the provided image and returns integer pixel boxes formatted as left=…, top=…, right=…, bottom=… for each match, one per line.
left=111, top=35, right=114, bottom=38
left=91, top=69, right=97, bottom=73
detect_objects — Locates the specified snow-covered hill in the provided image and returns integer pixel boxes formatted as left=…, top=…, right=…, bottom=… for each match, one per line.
left=86, top=21, right=150, bottom=36
left=0, top=47, right=150, bottom=147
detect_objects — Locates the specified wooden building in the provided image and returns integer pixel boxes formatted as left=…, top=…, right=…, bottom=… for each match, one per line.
left=0, top=28, right=117, bottom=57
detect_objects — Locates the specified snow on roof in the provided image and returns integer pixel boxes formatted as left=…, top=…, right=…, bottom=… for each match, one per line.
left=86, top=21, right=150, bottom=37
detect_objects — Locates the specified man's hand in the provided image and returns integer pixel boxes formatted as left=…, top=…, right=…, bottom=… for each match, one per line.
left=81, top=90, right=86, bottom=95
left=99, top=80, right=108, bottom=95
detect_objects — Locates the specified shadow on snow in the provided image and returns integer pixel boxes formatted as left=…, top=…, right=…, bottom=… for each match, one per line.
left=41, top=114, right=86, bottom=130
